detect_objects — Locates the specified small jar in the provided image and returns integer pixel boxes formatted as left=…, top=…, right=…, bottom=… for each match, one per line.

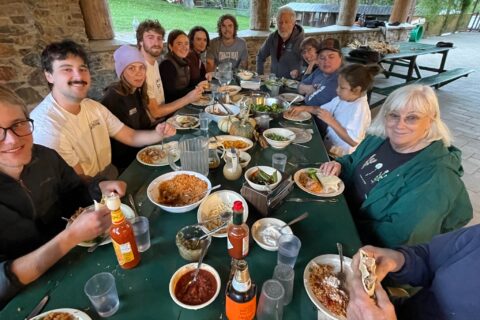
left=175, top=225, right=211, bottom=261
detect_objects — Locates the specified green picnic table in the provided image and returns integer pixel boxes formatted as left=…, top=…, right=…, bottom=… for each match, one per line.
left=1, top=109, right=361, bottom=320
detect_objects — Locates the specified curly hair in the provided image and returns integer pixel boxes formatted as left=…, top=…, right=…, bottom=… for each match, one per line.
left=41, top=39, right=89, bottom=73
left=136, top=19, right=166, bottom=49
left=217, top=14, right=238, bottom=38
left=188, top=26, right=210, bottom=50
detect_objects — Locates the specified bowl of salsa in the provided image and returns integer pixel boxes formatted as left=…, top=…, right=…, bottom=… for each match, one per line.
left=169, top=263, right=221, bottom=310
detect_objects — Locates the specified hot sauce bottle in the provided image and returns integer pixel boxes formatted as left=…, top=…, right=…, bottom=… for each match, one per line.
left=106, top=193, right=140, bottom=269
left=225, top=259, right=257, bottom=320
left=227, top=201, right=249, bottom=260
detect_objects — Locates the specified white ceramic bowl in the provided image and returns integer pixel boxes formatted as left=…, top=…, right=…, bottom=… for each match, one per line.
left=263, top=128, right=296, bottom=149
left=169, top=263, right=221, bottom=310
left=251, top=218, right=293, bottom=251
left=147, top=170, right=211, bottom=213
left=244, top=166, right=282, bottom=192
left=237, top=70, right=254, bottom=81
left=238, top=151, right=251, bottom=168
left=197, top=190, right=249, bottom=237
left=204, top=103, right=240, bottom=123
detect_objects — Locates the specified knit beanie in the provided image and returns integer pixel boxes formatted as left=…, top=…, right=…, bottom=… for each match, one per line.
left=113, top=45, right=146, bottom=78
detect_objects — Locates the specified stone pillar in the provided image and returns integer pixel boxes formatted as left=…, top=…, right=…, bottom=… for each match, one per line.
left=389, top=0, right=413, bottom=23
left=79, top=0, right=114, bottom=40
left=250, top=0, right=271, bottom=31
left=337, top=0, right=359, bottom=26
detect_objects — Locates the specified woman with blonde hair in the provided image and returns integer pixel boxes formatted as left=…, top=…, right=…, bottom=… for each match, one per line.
left=320, top=84, right=472, bottom=247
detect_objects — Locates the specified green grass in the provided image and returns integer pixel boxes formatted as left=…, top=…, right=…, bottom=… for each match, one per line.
left=108, top=0, right=250, bottom=34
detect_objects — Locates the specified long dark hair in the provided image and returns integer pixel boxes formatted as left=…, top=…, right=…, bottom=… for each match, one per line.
left=188, top=26, right=210, bottom=51
left=217, top=14, right=238, bottom=38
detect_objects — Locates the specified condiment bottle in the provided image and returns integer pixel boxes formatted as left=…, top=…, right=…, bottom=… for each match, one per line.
left=225, top=259, right=257, bottom=320
left=106, top=193, right=140, bottom=269
left=227, top=201, right=249, bottom=259
left=223, top=148, right=242, bottom=181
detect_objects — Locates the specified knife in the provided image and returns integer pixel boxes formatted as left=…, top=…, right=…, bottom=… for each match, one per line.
left=286, top=197, right=338, bottom=203
left=25, top=294, right=49, bottom=319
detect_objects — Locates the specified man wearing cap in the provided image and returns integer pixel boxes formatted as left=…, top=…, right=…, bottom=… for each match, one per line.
left=101, top=45, right=167, bottom=172
left=136, top=19, right=203, bottom=120
left=256, top=7, right=304, bottom=79
left=30, top=40, right=176, bottom=181
left=297, top=38, right=343, bottom=108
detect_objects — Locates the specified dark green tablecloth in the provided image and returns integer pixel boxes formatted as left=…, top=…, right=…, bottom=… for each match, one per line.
left=1, top=114, right=361, bottom=320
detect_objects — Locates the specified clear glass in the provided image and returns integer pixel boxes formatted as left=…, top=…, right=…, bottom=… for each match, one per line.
left=271, top=153, right=287, bottom=172
left=273, top=264, right=294, bottom=305
left=131, top=216, right=150, bottom=252
left=270, top=84, right=281, bottom=97
left=84, top=272, right=120, bottom=318
left=199, top=111, right=210, bottom=135
left=255, top=115, right=271, bottom=132
left=277, top=234, right=301, bottom=268
left=256, top=279, right=284, bottom=320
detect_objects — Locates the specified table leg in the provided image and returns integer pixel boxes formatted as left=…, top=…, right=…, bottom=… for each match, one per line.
left=406, top=57, right=418, bottom=82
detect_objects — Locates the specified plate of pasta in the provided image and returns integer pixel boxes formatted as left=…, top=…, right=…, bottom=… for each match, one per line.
left=197, top=190, right=248, bottom=237
left=31, top=308, right=92, bottom=320
left=209, top=135, right=254, bottom=152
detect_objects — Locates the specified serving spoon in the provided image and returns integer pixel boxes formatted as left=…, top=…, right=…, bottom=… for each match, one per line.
left=182, top=239, right=211, bottom=294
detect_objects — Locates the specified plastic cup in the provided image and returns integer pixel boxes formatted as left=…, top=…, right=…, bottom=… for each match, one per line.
left=131, top=216, right=150, bottom=252
left=84, top=272, right=120, bottom=317
left=270, top=84, right=281, bottom=97
left=273, top=264, right=295, bottom=305
left=272, top=153, right=287, bottom=172
left=256, top=279, right=285, bottom=320
left=277, top=234, right=301, bottom=268
left=199, top=111, right=210, bottom=131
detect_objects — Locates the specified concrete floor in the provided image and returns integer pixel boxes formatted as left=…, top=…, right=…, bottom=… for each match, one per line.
left=370, top=31, right=480, bottom=226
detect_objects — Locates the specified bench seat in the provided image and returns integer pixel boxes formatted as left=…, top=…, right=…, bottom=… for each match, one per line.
left=370, top=68, right=475, bottom=108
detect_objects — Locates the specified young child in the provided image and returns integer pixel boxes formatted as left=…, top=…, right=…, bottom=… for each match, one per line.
left=316, top=64, right=379, bottom=156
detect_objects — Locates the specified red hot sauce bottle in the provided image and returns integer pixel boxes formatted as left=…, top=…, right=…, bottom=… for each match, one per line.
left=227, top=201, right=249, bottom=260
left=106, top=194, right=140, bottom=269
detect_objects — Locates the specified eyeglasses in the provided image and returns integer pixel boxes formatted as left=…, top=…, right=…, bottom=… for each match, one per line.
left=385, top=113, right=426, bottom=126
left=0, top=119, right=34, bottom=142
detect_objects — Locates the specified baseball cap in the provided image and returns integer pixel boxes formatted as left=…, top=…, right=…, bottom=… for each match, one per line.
left=113, top=45, right=146, bottom=78
left=318, top=38, right=341, bottom=54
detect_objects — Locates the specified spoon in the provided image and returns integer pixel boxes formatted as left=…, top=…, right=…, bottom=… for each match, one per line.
left=182, top=238, right=211, bottom=294
left=190, top=221, right=229, bottom=245
left=185, top=184, right=221, bottom=199
left=128, top=194, right=139, bottom=217
left=279, top=212, right=309, bottom=231
left=285, top=95, right=302, bottom=110
left=336, top=242, right=346, bottom=289
left=199, top=210, right=232, bottom=226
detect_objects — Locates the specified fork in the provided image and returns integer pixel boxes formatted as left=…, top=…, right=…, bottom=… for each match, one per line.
left=336, top=242, right=346, bottom=289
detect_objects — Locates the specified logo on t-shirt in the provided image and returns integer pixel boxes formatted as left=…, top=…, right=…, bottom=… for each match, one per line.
left=89, top=119, right=101, bottom=130
left=219, top=51, right=239, bottom=62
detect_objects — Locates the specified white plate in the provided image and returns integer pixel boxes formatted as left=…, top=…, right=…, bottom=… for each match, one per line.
left=136, top=142, right=179, bottom=166
left=284, top=127, right=312, bottom=144
left=192, top=95, right=213, bottom=106
left=197, top=190, right=248, bottom=238
left=68, top=204, right=135, bottom=247
left=209, top=135, right=254, bottom=152
left=283, top=111, right=312, bottom=122
left=32, top=308, right=92, bottom=320
left=304, top=254, right=353, bottom=320
left=279, top=93, right=304, bottom=103
left=251, top=218, right=293, bottom=251
left=218, top=85, right=242, bottom=96
left=167, top=115, right=200, bottom=130
left=240, top=80, right=261, bottom=90
left=147, top=170, right=211, bottom=213
left=294, top=168, right=345, bottom=197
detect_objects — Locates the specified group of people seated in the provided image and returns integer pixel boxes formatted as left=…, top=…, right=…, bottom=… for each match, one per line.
left=0, top=8, right=475, bottom=320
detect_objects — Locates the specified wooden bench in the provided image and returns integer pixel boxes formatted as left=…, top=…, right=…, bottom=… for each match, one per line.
left=370, top=67, right=476, bottom=108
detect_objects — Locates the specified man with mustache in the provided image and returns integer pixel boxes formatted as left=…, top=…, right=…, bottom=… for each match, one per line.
left=136, top=19, right=203, bottom=120
left=0, top=85, right=125, bottom=308
left=30, top=40, right=176, bottom=181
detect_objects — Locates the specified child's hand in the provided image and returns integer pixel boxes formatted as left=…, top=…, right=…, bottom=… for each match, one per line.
left=316, top=108, right=334, bottom=125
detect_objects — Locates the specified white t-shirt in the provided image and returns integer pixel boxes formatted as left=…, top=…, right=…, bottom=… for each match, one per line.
left=31, top=93, right=124, bottom=177
left=146, top=60, right=165, bottom=105
left=322, top=95, right=371, bottom=156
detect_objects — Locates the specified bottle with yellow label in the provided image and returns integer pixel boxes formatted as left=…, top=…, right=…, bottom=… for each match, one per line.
left=106, top=193, right=140, bottom=269
left=225, top=259, right=256, bottom=320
